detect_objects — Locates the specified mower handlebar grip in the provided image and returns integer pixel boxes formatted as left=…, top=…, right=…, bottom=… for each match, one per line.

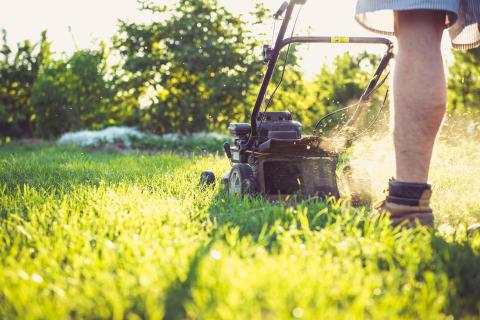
left=273, top=2, right=289, bottom=19
left=273, top=0, right=306, bottom=19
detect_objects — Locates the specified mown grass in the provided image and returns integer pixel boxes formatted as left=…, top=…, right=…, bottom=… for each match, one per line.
left=0, top=143, right=479, bottom=319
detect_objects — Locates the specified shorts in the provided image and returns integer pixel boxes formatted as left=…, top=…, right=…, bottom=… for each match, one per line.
left=356, top=0, right=480, bottom=49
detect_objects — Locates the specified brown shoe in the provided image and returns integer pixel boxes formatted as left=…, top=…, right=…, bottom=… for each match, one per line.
left=374, top=179, right=434, bottom=228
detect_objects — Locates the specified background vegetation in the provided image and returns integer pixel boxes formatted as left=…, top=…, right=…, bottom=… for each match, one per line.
left=3, top=0, right=477, bottom=141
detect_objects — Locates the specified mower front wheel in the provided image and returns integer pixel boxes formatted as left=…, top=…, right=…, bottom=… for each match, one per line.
left=200, top=171, right=216, bottom=186
left=228, top=164, right=256, bottom=197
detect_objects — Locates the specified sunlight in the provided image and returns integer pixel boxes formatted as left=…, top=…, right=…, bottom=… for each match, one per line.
left=0, top=0, right=453, bottom=76
left=227, top=0, right=387, bottom=77
left=0, top=0, right=154, bottom=54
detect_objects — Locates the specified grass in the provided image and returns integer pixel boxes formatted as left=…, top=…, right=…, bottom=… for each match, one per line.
left=0, top=141, right=479, bottom=319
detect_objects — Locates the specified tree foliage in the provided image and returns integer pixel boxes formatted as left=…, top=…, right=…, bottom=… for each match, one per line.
left=0, top=30, right=50, bottom=138
left=448, top=47, right=480, bottom=114
left=114, top=0, right=264, bottom=133
left=4, top=0, right=478, bottom=140
left=31, top=49, right=115, bottom=138
left=305, top=52, right=385, bottom=134
left=263, top=47, right=311, bottom=124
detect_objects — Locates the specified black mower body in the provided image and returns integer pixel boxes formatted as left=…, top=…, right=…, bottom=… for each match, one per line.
left=201, top=0, right=394, bottom=201
left=225, top=111, right=340, bottom=199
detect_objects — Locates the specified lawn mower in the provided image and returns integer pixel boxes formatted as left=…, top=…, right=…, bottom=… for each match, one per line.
left=200, top=0, right=394, bottom=200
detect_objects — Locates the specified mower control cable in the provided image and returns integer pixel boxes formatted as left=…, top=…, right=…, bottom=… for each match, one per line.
left=257, top=5, right=303, bottom=134
left=344, top=85, right=390, bottom=142
left=312, top=71, right=390, bottom=137
left=261, top=15, right=280, bottom=110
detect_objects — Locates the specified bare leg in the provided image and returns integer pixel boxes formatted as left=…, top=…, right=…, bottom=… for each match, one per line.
left=393, top=10, right=447, bottom=183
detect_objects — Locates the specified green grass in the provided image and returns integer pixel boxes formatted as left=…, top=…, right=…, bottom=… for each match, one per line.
left=0, top=143, right=479, bottom=319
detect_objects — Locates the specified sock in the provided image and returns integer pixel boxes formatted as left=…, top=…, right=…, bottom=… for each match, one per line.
left=387, top=179, right=432, bottom=206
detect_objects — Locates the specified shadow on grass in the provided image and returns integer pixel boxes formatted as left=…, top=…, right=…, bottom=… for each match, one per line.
left=163, top=241, right=214, bottom=320
left=204, top=190, right=480, bottom=317
left=430, top=236, right=480, bottom=316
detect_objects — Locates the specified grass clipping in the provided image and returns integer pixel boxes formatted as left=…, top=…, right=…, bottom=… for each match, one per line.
left=339, top=115, right=480, bottom=226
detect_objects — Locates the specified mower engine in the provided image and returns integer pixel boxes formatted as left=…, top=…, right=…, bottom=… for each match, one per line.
left=217, top=111, right=340, bottom=200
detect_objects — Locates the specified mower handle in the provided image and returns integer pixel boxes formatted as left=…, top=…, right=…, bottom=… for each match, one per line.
left=282, top=36, right=392, bottom=48
left=248, top=0, right=393, bottom=149
left=249, top=0, right=298, bottom=143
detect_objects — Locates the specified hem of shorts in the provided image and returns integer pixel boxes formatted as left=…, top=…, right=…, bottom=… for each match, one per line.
left=356, top=15, right=480, bottom=50
left=355, top=1, right=459, bottom=31
left=452, top=38, right=480, bottom=50
left=354, top=16, right=395, bottom=36
left=355, top=1, right=459, bottom=16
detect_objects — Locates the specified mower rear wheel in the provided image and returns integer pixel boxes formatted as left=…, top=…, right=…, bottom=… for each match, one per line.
left=228, top=164, right=255, bottom=197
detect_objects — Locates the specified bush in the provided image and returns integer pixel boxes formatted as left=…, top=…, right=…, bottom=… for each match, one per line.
left=130, top=132, right=230, bottom=153
left=113, top=0, right=264, bottom=134
left=32, top=50, right=116, bottom=138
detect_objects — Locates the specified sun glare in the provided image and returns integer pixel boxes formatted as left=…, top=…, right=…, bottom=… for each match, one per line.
left=226, top=0, right=388, bottom=77
left=1, top=0, right=452, bottom=77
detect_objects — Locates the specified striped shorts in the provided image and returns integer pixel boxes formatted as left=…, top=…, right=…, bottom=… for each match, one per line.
left=356, top=0, right=480, bottom=49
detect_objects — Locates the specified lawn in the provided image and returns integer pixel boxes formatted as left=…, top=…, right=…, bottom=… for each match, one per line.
left=0, top=141, right=479, bottom=319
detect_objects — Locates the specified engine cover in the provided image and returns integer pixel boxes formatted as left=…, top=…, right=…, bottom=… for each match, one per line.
left=256, top=111, right=302, bottom=142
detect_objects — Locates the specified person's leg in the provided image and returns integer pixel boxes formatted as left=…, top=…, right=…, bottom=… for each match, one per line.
left=373, top=10, right=447, bottom=227
left=393, top=10, right=447, bottom=183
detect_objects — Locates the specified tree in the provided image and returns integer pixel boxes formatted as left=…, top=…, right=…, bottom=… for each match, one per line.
left=258, top=46, right=311, bottom=126
left=31, top=49, right=116, bottom=138
left=0, top=30, right=50, bottom=138
left=306, top=52, right=384, bottom=134
left=113, top=0, right=265, bottom=133
left=448, top=47, right=480, bottom=114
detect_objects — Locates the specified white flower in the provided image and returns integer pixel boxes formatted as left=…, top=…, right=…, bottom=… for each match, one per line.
left=57, top=126, right=144, bottom=148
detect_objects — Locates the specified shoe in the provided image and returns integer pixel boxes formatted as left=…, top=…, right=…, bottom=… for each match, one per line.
left=374, top=179, right=434, bottom=228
